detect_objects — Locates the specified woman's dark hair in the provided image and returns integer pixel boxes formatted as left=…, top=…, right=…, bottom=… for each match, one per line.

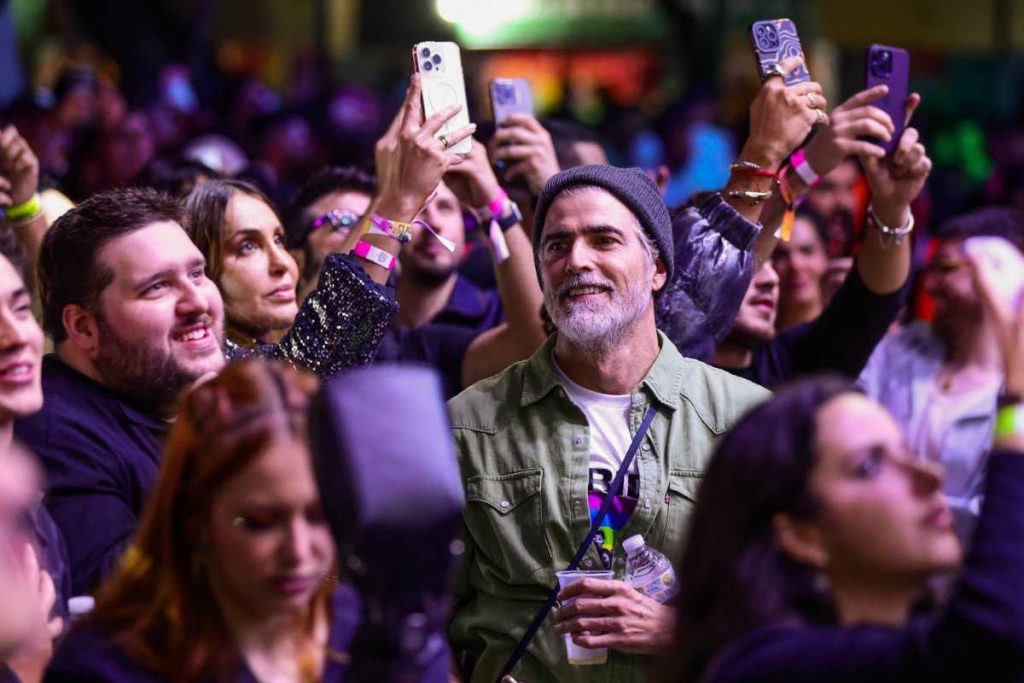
left=934, top=206, right=1024, bottom=253
left=183, top=178, right=277, bottom=282
left=132, top=155, right=221, bottom=199
left=666, top=376, right=856, bottom=682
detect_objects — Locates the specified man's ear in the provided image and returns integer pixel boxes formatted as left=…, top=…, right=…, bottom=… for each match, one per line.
left=773, top=512, right=830, bottom=568
left=651, top=257, right=669, bottom=293
left=61, top=305, right=101, bottom=359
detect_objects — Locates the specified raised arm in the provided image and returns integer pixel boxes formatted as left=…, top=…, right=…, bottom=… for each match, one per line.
left=0, top=126, right=46, bottom=273
left=337, top=74, right=476, bottom=285
left=451, top=142, right=546, bottom=388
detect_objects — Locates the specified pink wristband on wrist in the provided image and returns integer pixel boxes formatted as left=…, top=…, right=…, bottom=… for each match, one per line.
left=353, top=241, right=396, bottom=271
left=790, top=149, right=821, bottom=187
left=486, top=189, right=509, bottom=218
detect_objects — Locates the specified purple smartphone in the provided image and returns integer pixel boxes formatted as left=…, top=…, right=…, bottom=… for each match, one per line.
left=489, top=78, right=534, bottom=125
left=750, top=19, right=811, bottom=86
left=865, top=44, right=910, bottom=155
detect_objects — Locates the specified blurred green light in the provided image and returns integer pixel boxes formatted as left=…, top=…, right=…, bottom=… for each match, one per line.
left=436, top=0, right=535, bottom=37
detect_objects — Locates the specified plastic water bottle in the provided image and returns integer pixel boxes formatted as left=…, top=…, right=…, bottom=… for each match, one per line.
left=623, top=534, right=678, bottom=603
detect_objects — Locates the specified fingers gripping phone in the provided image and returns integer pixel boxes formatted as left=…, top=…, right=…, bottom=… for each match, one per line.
left=865, top=44, right=910, bottom=156
left=963, top=236, right=1024, bottom=312
left=489, top=78, right=534, bottom=125
left=412, top=41, right=472, bottom=156
left=749, top=19, right=811, bottom=86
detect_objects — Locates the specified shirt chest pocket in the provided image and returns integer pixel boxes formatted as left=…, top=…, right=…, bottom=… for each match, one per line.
left=465, top=468, right=552, bottom=584
left=660, top=470, right=701, bottom=551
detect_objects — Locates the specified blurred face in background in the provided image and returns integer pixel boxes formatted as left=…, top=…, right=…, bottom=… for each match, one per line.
left=806, top=159, right=859, bottom=225
left=399, top=181, right=465, bottom=287
left=724, top=262, right=779, bottom=349
left=772, top=216, right=828, bottom=317
left=206, top=436, right=335, bottom=622
left=923, top=238, right=979, bottom=340
left=300, top=190, right=373, bottom=280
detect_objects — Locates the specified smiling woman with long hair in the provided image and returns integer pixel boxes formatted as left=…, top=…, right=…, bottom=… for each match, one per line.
left=666, top=249, right=1024, bottom=683
left=46, top=361, right=357, bottom=681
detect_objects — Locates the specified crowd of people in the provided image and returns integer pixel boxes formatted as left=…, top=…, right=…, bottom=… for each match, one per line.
left=1, top=36, right=1024, bottom=683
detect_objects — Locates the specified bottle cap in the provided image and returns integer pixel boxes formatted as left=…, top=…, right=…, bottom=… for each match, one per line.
left=623, top=534, right=645, bottom=555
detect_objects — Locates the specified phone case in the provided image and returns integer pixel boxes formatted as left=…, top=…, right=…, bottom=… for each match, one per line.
left=963, top=236, right=1024, bottom=312
left=865, top=44, right=910, bottom=156
left=489, top=78, right=534, bottom=125
left=412, top=41, right=472, bottom=155
left=749, top=19, right=811, bottom=86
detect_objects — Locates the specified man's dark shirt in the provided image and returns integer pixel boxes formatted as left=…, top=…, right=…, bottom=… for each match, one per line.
left=377, top=274, right=501, bottom=400
left=14, top=355, right=168, bottom=596
left=721, top=266, right=907, bottom=389
left=432, top=274, right=503, bottom=335
left=376, top=324, right=478, bottom=400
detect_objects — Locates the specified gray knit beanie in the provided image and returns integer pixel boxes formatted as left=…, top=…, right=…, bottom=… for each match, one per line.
left=532, top=165, right=674, bottom=286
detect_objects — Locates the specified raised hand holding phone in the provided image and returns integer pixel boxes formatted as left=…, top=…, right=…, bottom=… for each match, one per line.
left=413, top=41, right=473, bottom=156
left=864, top=45, right=910, bottom=155
left=374, top=73, right=476, bottom=221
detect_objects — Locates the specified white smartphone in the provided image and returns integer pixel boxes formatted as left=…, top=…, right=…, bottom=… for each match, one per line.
left=412, top=41, right=472, bottom=156
left=963, top=236, right=1024, bottom=311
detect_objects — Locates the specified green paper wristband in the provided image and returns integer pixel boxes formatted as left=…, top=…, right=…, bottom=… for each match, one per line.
left=995, top=404, right=1024, bottom=440
left=4, top=193, right=41, bottom=222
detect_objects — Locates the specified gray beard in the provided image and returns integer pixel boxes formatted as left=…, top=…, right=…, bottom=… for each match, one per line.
left=544, top=269, right=653, bottom=357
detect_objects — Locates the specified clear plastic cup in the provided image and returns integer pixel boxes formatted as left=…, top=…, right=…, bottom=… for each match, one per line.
left=556, top=569, right=615, bottom=666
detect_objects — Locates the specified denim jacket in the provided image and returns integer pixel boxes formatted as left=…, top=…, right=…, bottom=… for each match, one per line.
left=447, top=332, right=769, bottom=682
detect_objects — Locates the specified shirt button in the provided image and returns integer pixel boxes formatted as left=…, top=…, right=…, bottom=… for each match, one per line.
left=644, top=498, right=652, bottom=509
left=641, top=442, right=651, bottom=452
left=499, top=500, right=510, bottom=509
left=582, top=557, right=594, bottom=568
left=573, top=436, right=583, bottom=447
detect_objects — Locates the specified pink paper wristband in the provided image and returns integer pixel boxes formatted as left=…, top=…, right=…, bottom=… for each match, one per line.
left=790, top=148, right=821, bottom=187
left=486, top=188, right=509, bottom=217
left=353, top=241, right=396, bottom=271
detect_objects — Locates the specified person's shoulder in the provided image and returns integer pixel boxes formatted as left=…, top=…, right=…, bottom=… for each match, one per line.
left=47, top=624, right=162, bottom=682
left=447, top=357, right=529, bottom=433
left=707, top=620, right=911, bottom=682
left=676, top=357, right=771, bottom=433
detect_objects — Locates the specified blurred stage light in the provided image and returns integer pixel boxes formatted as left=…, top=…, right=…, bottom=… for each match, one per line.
left=436, top=0, right=535, bottom=36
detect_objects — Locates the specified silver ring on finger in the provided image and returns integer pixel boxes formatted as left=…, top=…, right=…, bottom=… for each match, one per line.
left=439, top=134, right=450, bottom=151
left=805, top=92, right=816, bottom=108
left=767, top=63, right=787, bottom=80
left=815, top=108, right=824, bottom=125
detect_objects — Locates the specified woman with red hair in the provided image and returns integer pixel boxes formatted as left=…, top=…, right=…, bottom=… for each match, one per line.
left=46, top=361, right=353, bottom=681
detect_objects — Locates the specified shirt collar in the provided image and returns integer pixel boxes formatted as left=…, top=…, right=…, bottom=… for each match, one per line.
left=520, top=330, right=685, bottom=411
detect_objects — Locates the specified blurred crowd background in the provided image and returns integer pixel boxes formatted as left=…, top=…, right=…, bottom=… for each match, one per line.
left=0, top=0, right=1019, bottom=224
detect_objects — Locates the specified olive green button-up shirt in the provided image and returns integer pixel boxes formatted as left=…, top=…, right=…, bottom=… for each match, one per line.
left=447, top=332, right=770, bottom=683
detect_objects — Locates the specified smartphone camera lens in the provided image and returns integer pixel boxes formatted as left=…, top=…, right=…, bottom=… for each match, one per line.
left=755, top=24, right=779, bottom=51
left=423, top=61, right=433, bottom=72
left=431, top=54, right=441, bottom=65
left=871, top=49, right=893, bottom=78
left=421, top=47, right=431, bottom=58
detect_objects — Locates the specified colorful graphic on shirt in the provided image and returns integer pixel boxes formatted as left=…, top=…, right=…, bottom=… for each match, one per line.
left=588, top=466, right=639, bottom=569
